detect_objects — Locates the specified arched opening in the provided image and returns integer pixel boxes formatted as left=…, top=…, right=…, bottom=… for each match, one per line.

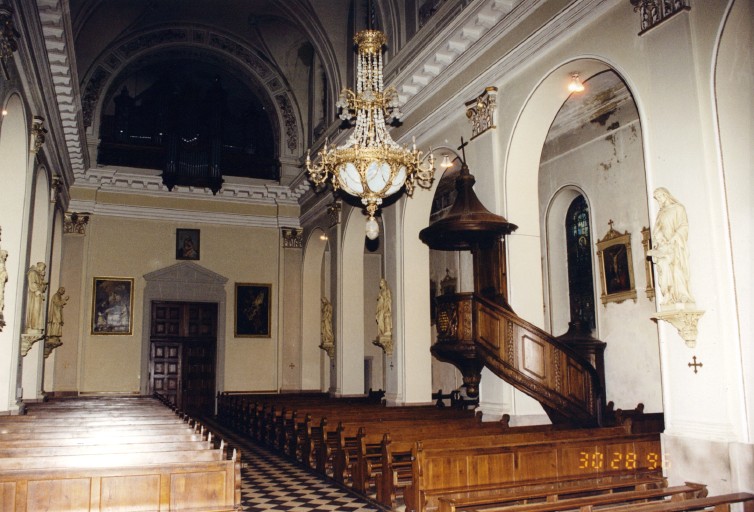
left=533, top=66, right=661, bottom=411
left=714, top=0, right=752, bottom=441
left=302, top=227, right=331, bottom=391
left=0, top=93, right=29, bottom=411
left=21, top=167, right=51, bottom=401
left=338, top=206, right=366, bottom=395
left=565, top=195, right=596, bottom=332
left=96, top=51, right=279, bottom=186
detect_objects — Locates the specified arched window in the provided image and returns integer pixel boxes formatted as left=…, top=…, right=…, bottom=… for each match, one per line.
left=565, top=195, right=595, bottom=331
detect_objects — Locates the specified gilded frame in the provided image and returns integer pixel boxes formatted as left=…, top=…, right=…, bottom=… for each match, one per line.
left=91, top=277, right=134, bottom=335
left=596, top=224, right=637, bottom=305
left=234, top=283, right=271, bottom=338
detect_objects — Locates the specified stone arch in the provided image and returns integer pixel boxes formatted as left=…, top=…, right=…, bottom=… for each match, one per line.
left=712, top=0, right=752, bottom=440
left=337, top=206, right=367, bottom=395
left=399, top=155, right=454, bottom=404
left=511, top=60, right=662, bottom=412
left=302, top=227, right=330, bottom=391
left=0, top=93, right=29, bottom=411
left=80, top=25, right=304, bottom=161
left=504, top=59, right=612, bottom=323
left=140, top=262, right=229, bottom=401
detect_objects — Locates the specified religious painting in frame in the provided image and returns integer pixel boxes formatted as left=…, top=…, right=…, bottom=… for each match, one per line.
left=176, top=228, right=200, bottom=260
left=235, top=283, right=271, bottom=337
left=595, top=222, right=637, bottom=305
left=91, top=277, right=134, bottom=335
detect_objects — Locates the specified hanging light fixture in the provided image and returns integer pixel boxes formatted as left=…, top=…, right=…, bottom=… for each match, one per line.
left=306, top=27, right=435, bottom=240
left=568, top=72, right=585, bottom=93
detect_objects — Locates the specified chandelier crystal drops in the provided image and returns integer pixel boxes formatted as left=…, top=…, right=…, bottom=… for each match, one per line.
left=306, top=29, right=435, bottom=240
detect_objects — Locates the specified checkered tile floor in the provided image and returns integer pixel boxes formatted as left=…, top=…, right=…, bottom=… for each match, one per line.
left=205, top=419, right=387, bottom=511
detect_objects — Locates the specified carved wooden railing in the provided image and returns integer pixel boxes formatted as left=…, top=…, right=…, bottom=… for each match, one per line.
left=473, top=295, right=603, bottom=426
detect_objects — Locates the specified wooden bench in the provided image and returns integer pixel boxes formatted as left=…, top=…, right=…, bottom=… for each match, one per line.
left=0, top=396, right=241, bottom=512
left=437, top=480, right=704, bottom=512
left=401, top=429, right=663, bottom=511
left=591, top=492, right=754, bottom=512
left=434, top=471, right=669, bottom=511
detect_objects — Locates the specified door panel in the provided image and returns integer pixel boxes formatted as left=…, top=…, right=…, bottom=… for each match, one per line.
left=149, top=302, right=217, bottom=416
left=151, top=342, right=182, bottom=407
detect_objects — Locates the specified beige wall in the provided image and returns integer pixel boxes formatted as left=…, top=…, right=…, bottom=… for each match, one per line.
left=55, top=212, right=283, bottom=394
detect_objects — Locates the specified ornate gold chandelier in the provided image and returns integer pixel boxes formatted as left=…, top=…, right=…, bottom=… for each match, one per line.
left=306, top=29, right=435, bottom=239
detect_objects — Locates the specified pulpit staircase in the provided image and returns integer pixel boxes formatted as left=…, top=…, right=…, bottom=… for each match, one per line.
left=421, top=156, right=604, bottom=427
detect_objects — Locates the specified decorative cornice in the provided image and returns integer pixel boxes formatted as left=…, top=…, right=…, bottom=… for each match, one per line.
left=36, top=0, right=87, bottom=176
left=386, top=0, right=524, bottom=107
left=68, top=198, right=300, bottom=229
left=74, top=167, right=308, bottom=206
left=393, top=0, right=614, bottom=142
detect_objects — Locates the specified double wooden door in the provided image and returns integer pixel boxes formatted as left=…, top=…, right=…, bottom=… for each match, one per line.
left=150, top=301, right=217, bottom=417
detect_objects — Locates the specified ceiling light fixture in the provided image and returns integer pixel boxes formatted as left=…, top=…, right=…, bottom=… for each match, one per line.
left=306, top=28, right=435, bottom=240
left=568, top=72, right=585, bottom=93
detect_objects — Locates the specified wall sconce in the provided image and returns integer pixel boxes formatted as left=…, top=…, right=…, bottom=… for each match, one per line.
left=568, top=72, right=585, bottom=93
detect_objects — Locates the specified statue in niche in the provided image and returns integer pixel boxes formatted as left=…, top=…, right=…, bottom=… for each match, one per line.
left=648, top=187, right=694, bottom=306
left=45, top=287, right=69, bottom=358
left=373, top=278, right=394, bottom=355
left=47, top=286, right=68, bottom=338
left=319, top=297, right=335, bottom=358
left=25, top=262, right=48, bottom=333
left=376, top=278, right=392, bottom=338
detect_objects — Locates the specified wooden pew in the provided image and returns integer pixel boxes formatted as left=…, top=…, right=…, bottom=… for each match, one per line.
left=400, top=429, right=663, bottom=511
left=592, top=492, right=754, bottom=512
left=370, top=424, right=634, bottom=506
left=0, top=456, right=240, bottom=511
left=437, top=480, right=704, bottom=512
left=0, top=396, right=241, bottom=512
left=435, top=471, right=669, bottom=511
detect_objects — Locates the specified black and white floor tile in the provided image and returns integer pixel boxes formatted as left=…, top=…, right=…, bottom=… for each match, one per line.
left=205, top=419, right=387, bottom=511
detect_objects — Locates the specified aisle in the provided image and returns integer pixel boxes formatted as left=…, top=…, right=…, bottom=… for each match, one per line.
left=205, top=419, right=387, bottom=511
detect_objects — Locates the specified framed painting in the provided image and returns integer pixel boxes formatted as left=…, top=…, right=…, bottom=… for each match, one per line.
left=235, top=283, right=271, bottom=337
left=176, top=228, right=200, bottom=260
left=596, top=221, right=637, bottom=305
left=92, top=277, right=134, bottom=335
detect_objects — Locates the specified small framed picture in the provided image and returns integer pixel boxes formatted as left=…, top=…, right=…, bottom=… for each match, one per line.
left=235, top=283, right=271, bottom=337
left=176, top=229, right=200, bottom=260
left=596, top=222, right=637, bottom=305
left=92, top=277, right=134, bottom=335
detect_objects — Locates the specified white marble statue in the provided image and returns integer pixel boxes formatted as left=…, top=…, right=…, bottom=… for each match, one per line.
left=648, top=187, right=694, bottom=305
left=25, top=262, right=48, bottom=333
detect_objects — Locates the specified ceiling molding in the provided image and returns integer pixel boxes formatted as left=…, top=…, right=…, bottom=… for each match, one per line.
left=68, top=197, right=300, bottom=229
left=36, top=0, right=88, bottom=177
left=397, top=0, right=615, bottom=143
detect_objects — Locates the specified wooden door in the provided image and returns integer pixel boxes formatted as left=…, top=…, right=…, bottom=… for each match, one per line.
left=151, top=341, right=182, bottom=406
left=149, top=301, right=217, bottom=416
